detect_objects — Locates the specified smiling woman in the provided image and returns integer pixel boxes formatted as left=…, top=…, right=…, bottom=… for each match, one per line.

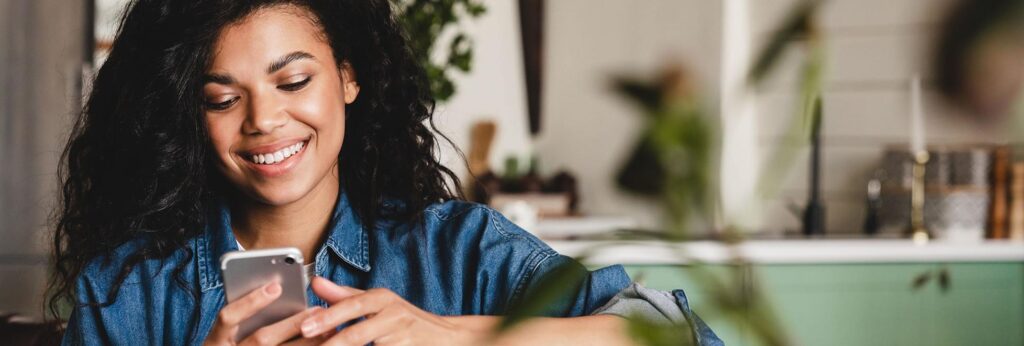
left=202, top=8, right=354, bottom=212
left=50, top=0, right=719, bottom=345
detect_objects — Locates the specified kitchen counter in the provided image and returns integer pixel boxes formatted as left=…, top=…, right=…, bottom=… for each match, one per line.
left=545, top=237, right=1024, bottom=345
left=545, top=239, right=1024, bottom=265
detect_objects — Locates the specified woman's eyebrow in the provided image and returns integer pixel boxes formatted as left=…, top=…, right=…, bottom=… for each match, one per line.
left=267, top=51, right=316, bottom=74
left=203, top=51, right=315, bottom=85
left=205, top=73, right=235, bottom=85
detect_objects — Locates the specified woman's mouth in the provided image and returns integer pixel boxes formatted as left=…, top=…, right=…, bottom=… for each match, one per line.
left=248, top=141, right=305, bottom=165
left=239, top=138, right=310, bottom=177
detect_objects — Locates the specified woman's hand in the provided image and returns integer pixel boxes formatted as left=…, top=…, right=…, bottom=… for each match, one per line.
left=204, top=282, right=334, bottom=345
left=302, top=277, right=482, bottom=346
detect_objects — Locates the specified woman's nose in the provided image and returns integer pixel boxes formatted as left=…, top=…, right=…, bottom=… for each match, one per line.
left=242, top=93, right=289, bottom=135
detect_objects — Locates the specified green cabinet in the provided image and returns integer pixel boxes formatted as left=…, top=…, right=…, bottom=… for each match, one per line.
left=623, top=263, right=1024, bottom=345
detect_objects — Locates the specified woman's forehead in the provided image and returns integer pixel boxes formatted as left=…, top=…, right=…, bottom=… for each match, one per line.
left=209, top=5, right=333, bottom=72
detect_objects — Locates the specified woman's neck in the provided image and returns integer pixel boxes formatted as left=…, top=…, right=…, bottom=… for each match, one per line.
left=229, top=167, right=340, bottom=263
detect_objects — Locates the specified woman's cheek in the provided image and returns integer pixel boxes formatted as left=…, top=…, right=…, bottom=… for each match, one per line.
left=293, top=90, right=345, bottom=144
left=205, top=113, right=242, bottom=170
left=292, top=89, right=333, bottom=123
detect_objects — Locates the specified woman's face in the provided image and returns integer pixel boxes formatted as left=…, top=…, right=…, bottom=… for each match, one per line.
left=203, top=6, right=358, bottom=206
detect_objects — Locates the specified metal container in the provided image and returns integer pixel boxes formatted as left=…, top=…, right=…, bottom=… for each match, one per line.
left=877, top=188, right=990, bottom=240
left=950, top=147, right=990, bottom=187
left=876, top=145, right=992, bottom=241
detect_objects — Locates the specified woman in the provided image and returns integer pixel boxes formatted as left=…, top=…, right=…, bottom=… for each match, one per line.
left=51, top=0, right=721, bottom=344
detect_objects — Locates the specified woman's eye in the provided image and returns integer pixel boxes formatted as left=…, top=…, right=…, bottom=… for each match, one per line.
left=205, top=96, right=239, bottom=111
left=278, top=77, right=311, bottom=92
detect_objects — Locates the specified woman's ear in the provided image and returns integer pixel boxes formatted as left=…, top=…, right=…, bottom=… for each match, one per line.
left=340, top=62, right=360, bottom=104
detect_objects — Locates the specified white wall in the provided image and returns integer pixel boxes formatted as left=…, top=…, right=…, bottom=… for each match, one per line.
left=751, top=0, right=1002, bottom=234
left=534, top=0, right=724, bottom=230
left=437, top=0, right=727, bottom=232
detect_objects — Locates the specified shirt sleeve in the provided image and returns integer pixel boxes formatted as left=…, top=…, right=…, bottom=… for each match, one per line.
left=485, top=208, right=722, bottom=345
left=592, top=283, right=724, bottom=346
left=511, top=253, right=632, bottom=317
left=61, top=276, right=111, bottom=346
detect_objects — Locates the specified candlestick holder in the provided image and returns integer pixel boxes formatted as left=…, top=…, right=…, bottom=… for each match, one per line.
left=908, top=150, right=931, bottom=244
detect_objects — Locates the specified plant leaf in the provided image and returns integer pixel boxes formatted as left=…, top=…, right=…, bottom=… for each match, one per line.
left=612, top=78, right=663, bottom=113
left=498, top=257, right=589, bottom=331
left=747, top=0, right=822, bottom=86
left=627, top=316, right=696, bottom=346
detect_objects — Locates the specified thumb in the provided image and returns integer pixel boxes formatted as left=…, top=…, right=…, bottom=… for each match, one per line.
left=311, top=277, right=364, bottom=303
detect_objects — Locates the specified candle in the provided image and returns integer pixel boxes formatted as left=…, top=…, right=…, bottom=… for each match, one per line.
left=910, top=75, right=925, bottom=154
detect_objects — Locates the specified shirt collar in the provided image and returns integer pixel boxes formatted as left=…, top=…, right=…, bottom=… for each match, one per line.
left=197, top=191, right=371, bottom=292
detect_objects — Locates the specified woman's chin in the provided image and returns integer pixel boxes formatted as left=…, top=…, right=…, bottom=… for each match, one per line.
left=243, top=185, right=311, bottom=207
left=223, top=158, right=340, bottom=208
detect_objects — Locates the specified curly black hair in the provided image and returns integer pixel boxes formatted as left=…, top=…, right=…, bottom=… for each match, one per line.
left=48, top=0, right=463, bottom=319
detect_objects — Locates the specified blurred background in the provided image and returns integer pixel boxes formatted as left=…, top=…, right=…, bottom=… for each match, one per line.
left=2, top=0, right=1023, bottom=345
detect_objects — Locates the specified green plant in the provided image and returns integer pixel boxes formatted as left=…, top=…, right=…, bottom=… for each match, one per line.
left=614, top=66, right=715, bottom=233
left=392, top=0, right=486, bottom=101
left=748, top=0, right=825, bottom=201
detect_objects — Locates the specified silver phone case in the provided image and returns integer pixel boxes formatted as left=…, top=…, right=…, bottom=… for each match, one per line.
left=220, top=247, right=308, bottom=341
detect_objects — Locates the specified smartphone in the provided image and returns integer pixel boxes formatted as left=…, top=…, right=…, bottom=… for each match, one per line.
left=220, top=247, right=308, bottom=341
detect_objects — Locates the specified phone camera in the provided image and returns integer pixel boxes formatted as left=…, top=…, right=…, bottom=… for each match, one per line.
left=284, top=256, right=296, bottom=265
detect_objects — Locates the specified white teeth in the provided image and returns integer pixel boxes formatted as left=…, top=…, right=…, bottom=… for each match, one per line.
left=250, top=141, right=304, bottom=165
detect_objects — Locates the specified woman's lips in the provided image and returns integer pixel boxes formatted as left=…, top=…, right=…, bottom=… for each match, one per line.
left=241, top=139, right=310, bottom=178
left=242, top=137, right=310, bottom=158
left=249, top=141, right=304, bottom=165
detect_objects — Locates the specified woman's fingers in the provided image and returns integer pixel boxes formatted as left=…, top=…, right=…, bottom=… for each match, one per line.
left=280, top=330, right=337, bottom=346
left=311, top=277, right=363, bottom=303
left=206, top=282, right=282, bottom=343
left=321, top=306, right=406, bottom=346
left=301, top=288, right=395, bottom=338
left=238, top=306, right=322, bottom=346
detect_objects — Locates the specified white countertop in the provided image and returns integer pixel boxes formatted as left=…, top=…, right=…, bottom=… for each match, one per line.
left=545, top=239, right=1024, bottom=265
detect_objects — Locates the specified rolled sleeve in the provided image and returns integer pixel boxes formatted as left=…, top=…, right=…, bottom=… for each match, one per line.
left=593, top=283, right=724, bottom=346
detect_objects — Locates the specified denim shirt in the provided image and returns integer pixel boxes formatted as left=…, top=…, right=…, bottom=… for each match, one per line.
left=62, top=192, right=721, bottom=345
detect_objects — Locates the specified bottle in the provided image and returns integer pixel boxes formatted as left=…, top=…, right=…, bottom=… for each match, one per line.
left=1010, top=162, right=1024, bottom=240
left=989, top=146, right=1009, bottom=239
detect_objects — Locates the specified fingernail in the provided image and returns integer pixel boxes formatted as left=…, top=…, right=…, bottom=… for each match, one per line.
left=265, top=283, right=280, bottom=295
left=301, top=319, right=318, bottom=336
